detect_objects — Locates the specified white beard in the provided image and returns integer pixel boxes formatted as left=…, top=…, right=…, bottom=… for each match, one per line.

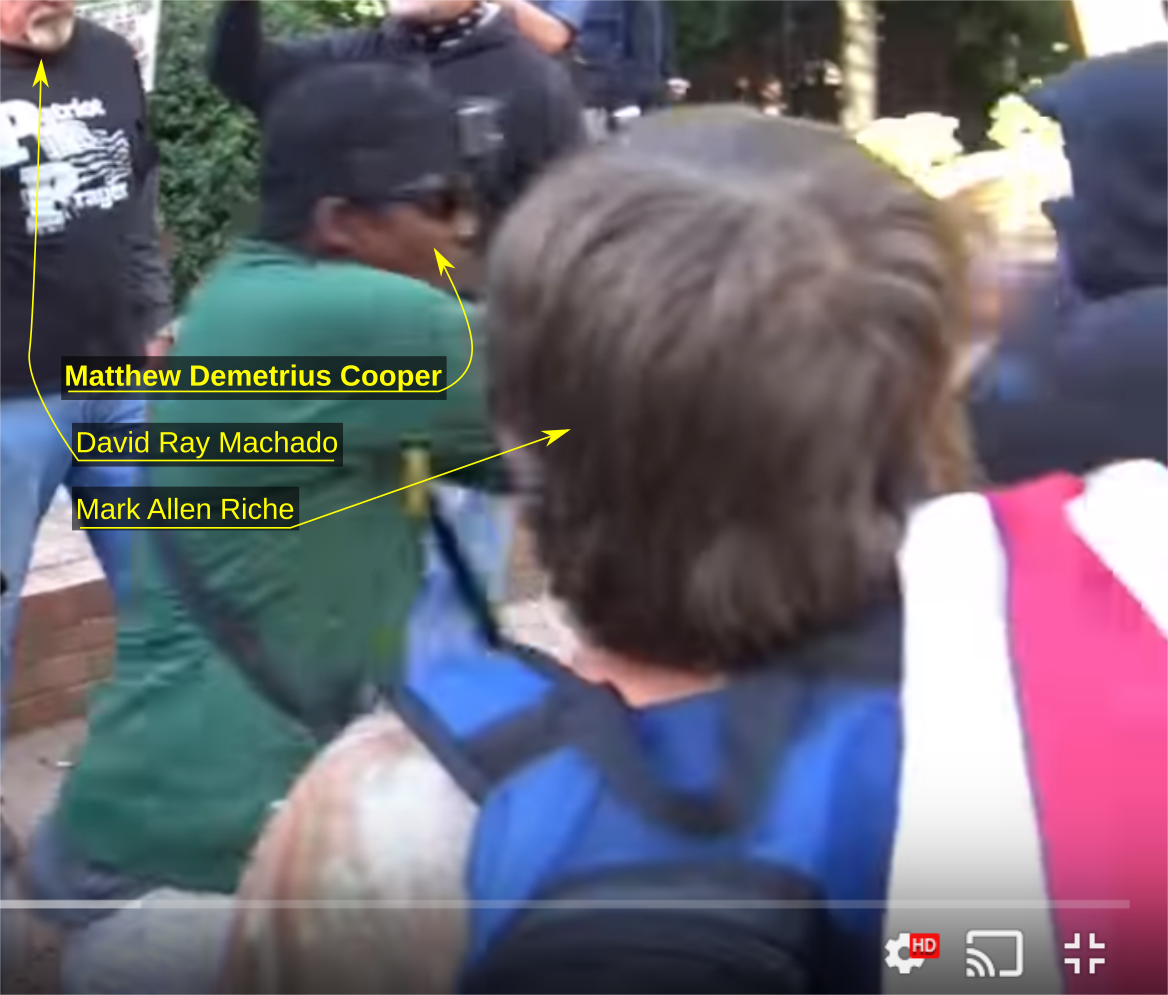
left=25, top=11, right=76, bottom=53
left=389, top=0, right=474, bottom=24
left=388, top=0, right=438, bottom=17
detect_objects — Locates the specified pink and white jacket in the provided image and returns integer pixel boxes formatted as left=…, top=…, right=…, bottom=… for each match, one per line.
left=887, top=461, right=1167, bottom=994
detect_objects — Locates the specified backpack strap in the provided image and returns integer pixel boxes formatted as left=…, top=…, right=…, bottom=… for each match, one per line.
left=989, top=470, right=1168, bottom=995
left=395, top=589, right=902, bottom=834
left=427, top=491, right=502, bottom=650
left=151, top=483, right=494, bottom=748
left=151, top=528, right=361, bottom=744
left=400, top=441, right=502, bottom=650
left=396, top=639, right=797, bottom=831
left=393, top=640, right=562, bottom=804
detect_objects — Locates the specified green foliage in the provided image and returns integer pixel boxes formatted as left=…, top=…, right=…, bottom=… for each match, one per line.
left=299, top=0, right=387, bottom=27
left=150, top=1, right=380, bottom=304
left=897, top=0, right=1077, bottom=114
left=671, top=0, right=752, bottom=69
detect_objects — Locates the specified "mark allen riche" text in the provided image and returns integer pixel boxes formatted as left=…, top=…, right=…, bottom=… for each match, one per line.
left=76, top=497, right=296, bottom=523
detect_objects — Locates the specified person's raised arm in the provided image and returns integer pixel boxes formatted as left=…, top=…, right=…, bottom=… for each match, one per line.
left=207, top=0, right=376, bottom=116
left=126, top=166, right=175, bottom=352
left=496, top=0, right=585, bottom=56
left=207, top=0, right=273, bottom=113
left=124, top=59, right=174, bottom=351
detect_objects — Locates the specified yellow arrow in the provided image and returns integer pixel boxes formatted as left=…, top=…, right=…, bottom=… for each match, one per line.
left=28, top=60, right=46, bottom=350
left=24, top=63, right=557, bottom=535
left=431, top=248, right=473, bottom=392
left=25, top=62, right=78, bottom=460
left=79, top=430, right=571, bottom=530
left=288, top=428, right=569, bottom=529
left=25, top=66, right=473, bottom=464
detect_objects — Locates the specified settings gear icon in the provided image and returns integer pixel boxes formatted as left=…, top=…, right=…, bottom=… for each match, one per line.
left=885, top=933, right=927, bottom=974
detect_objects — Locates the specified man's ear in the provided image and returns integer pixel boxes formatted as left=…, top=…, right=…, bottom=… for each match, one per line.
left=454, top=207, right=479, bottom=246
left=309, top=197, right=361, bottom=257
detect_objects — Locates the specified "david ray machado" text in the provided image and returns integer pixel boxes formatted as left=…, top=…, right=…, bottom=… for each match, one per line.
left=71, top=424, right=343, bottom=466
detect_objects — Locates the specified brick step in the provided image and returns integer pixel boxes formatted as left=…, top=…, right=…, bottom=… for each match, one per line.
left=8, top=496, right=113, bottom=738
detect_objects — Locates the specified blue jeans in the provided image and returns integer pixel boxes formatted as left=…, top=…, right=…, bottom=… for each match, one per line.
left=0, top=394, right=144, bottom=742
left=405, top=486, right=516, bottom=675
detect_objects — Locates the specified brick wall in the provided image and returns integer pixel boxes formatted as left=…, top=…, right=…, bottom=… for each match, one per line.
left=8, top=582, right=114, bottom=736
left=2, top=504, right=544, bottom=740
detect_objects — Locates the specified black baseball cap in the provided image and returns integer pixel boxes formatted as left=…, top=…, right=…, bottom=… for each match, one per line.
left=259, top=61, right=463, bottom=238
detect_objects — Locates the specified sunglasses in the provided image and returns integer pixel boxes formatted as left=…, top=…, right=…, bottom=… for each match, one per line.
left=380, top=174, right=472, bottom=223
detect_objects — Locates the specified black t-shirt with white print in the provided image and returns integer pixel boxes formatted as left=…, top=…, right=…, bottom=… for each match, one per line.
left=1, top=18, right=157, bottom=394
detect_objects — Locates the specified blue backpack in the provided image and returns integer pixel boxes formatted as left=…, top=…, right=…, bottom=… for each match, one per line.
left=151, top=484, right=903, bottom=993
left=393, top=595, right=903, bottom=994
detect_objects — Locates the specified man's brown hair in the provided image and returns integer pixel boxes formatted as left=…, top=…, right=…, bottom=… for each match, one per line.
left=487, top=107, right=973, bottom=673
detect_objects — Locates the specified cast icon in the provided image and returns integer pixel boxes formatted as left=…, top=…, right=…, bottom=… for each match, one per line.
left=966, top=929, right=1024, bottom=978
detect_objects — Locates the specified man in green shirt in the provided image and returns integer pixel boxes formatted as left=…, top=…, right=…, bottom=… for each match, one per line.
left=25, top=62, right=501, bottom=993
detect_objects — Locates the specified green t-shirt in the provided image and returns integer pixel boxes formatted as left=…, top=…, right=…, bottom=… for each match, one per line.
left=56, top=242, right=499, bottom=893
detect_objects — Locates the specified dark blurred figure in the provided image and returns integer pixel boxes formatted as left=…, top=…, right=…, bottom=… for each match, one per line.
left=208, top=0, right=584, bottom=241
left=970, top=43, right=1168, bottom=483
left=760, top=76, right=785, bottom=116
left=501, top=1, right=681, bottom=135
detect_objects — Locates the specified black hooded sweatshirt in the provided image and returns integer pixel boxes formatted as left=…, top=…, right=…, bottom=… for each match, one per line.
left=970, top=43, right=1168, bottom=483
left=207, top=1, right=585, bottom=228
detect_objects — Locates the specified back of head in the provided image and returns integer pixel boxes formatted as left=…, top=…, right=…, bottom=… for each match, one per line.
left=487, top=107, right=971, bottom=674
left=1028, top=43, right=1168, bottom=298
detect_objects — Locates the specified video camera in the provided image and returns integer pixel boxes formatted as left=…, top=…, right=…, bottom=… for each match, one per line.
left=454, top=98, right=506, bottom=251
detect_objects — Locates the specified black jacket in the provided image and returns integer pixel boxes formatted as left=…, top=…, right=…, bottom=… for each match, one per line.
left=208, top=2, right=585, bottom=227
left=970, top=43, right=1168, bottom=483
left=1, top=19, right=171, bottom=394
